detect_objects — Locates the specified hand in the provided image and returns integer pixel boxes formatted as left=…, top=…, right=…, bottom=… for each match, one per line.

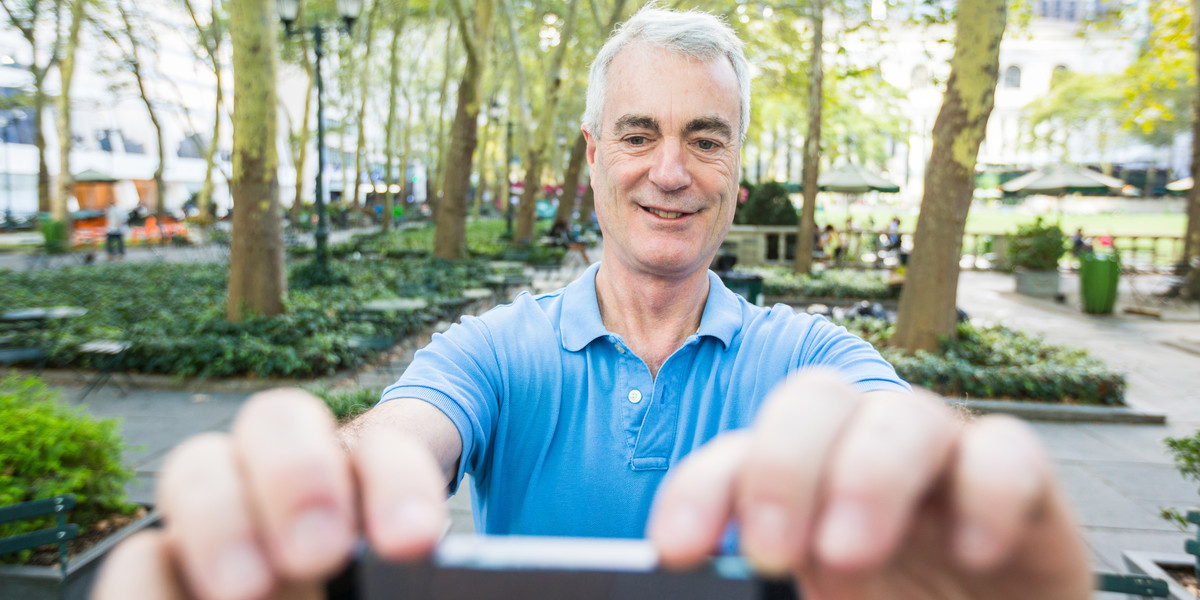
left=93, top=389, right=453, bottom=600
left=647, top=370, right=1092, bottom=600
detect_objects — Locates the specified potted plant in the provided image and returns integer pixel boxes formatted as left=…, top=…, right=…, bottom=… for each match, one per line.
left=1006, top=217, right=1067, bottom=298
left=0, top=376, right=157, bottom=600
left=1121, top=430, right=1200, bottom=599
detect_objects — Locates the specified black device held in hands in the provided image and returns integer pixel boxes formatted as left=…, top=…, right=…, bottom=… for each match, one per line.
left=326, top=535, right=800, bottom=600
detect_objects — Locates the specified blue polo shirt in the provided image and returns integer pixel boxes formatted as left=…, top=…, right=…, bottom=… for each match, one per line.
left=382, top=264, right=908, bottom=539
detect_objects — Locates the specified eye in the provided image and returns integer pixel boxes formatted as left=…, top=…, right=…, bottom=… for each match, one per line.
left=627, top=136, right=647, bottom=146
left=697, top=139, right=717, bottom=150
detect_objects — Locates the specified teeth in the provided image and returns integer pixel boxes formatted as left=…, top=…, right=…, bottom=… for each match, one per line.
left=647, top=208, right=683, bottom=219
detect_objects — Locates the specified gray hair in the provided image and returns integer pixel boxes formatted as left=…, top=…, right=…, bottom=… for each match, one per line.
left=583, top=6, right=751, bottom=143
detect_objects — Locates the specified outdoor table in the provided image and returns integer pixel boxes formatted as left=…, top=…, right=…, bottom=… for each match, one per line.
left=461, top=288, right=494, bottom=301
left=360, top=298, right=429, bottom=312
left=1, top=306, right=88, bottom=323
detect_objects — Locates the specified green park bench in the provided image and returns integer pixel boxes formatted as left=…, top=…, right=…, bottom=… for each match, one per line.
left=1092, top=508, right=1200, bottom=598
left=0, top=495, right=80, bottom=576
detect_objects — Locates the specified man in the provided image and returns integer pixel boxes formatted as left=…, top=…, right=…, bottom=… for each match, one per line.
left=95, top=8, right=1090, bottom=600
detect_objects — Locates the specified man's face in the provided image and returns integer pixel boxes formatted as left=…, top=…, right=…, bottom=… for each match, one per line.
left=584, top=44, right=741, bottom=279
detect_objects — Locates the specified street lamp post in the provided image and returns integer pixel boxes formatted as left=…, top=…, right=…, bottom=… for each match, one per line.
left=277, top=0, right=361, bottom=268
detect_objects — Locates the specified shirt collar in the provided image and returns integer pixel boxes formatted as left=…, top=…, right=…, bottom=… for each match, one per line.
left=560, top=264, right=742, bottom=352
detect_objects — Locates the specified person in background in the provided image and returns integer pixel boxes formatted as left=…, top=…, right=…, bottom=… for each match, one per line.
left=104, top=199, right=127, bottom=261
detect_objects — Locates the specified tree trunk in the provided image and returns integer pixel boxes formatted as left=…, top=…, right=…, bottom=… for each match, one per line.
left=891, top=0, right=1007, bottom=353
left=792, top=0, right=823, bottom=275
left=33, top=83, right=51, bottom=214
left=430, top=21, right=455, bottom=218
left=351, top=1, right=384, bottom=210
left=290, top=37, right=313, bottom=223
left=382, top=2, right=407, bottom=231
left=53, top=0, right=84, bottom=224
left=513, top=0, right=579, bottom=244
left=117, top=3, right=167, bottom=233
left=1184, top=0, right=1200, bottom=285
left=433, top=0, right=495, bottom=259
left=577, top=184, right=594, bottom=228
left=555, top=132, right=587, bottom=225
left=227, top=0, right=285, bottom=321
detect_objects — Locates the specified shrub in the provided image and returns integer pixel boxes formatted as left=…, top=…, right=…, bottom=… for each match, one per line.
left=1162, top=431, right=1200, bottom=528
left=738, top=265, right=895, bottom=300
left=41, top=219, right=68, bottom=254
left=1006, top=217, right=1067, bottom=270
left=0, top=376, right=136, bottom=563
left=0, top=258, right=494, bottom=378
left=845, top=320, right=1125, bottom=405
left=306, top=384, right=380, bottom=423
left=733, top=181, right=798, bottom=226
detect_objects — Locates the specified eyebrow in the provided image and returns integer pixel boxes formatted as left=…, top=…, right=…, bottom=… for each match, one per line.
left=612, top=114, right=734, bottom=141
left=684, top=116, right=733, bottom=140
left=613, top=115, right=660, bottom=135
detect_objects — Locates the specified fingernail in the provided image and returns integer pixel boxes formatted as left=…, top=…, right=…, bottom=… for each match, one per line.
left=213, top=541, right=270, bottom=599
left=289, top=506, right=346, bottom=564
left=817, top=500, right=871, bottom=565
left=743, top=503, right=792, bottom=573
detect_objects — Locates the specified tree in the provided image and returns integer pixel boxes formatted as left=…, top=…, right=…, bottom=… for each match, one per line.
left=381, top=0, right=411, bottom=230
left=511, top=0, right=579, bottom=244
left=350, top=0, right=384, bottom=210
left=0, top=0, right=62, bottom=216
left=891, top=0, right=1007, bottom=353
left=54, top=0, right=84, bottom=224
left=227, top=0, right=285, bottom=320
left=100, top=1, right=169, bottom=231
left=433, top=0, right=495, bottom=259
left=1187, top=0, right=1200, bottom=285
left=180, top=0, right=227, bottom=222
left=1022, top=71, right=1126, bottom=168
left=793, top=0, right=823, bottom=275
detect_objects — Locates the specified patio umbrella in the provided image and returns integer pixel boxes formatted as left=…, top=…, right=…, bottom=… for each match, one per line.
left=809, top=163, right=900, bottom=228
left=1166, top=177, right=1192, bottom=192
left=1000, top=164, right=1124, bottom=195
left=817, top=163, right=901, bottom=193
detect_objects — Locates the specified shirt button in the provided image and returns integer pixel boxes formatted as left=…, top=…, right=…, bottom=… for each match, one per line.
left=615, top=345, right=626, bottom=354
left=628, top=389, right=642, bottom=404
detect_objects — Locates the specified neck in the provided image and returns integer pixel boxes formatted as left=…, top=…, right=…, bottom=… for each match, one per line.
left=594, top=262, right=710, bottom=377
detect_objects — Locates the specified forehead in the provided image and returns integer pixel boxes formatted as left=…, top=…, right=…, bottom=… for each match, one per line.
left=601, top=44, right=740, bottom=134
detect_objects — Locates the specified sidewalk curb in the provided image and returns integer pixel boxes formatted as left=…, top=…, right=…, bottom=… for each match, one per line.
left=949, top=398, right=1167, bottom=425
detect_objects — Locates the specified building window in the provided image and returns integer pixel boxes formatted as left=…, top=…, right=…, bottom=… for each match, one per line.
left=177, top=133, right=207, bottom=159
left=1004, top=66, right=1022, bottom=89
left=124, top=137, right=146, bottom=154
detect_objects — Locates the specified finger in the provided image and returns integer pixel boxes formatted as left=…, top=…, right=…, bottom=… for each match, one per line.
left=158, top=433, right=273, bottom=600
left=814, top=390, right=958, bottom=571
left=647, top=431, right=750, bottom=568
left=735, top=369, right=862, bottom=575
left=93, top=530, right=188, bottom=600
left=355, top=429, right=450, bottom=560
left=952, top=415, right=1050, bottom=569
left=231, top=389, right=357, bottom=581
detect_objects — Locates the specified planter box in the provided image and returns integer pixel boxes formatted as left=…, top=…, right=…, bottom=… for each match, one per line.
left=1124, top=550, right=1197, bottom=599
left=1014, top=268, right=1061, bottom=298
left=0, top=510, right=159, bottom=600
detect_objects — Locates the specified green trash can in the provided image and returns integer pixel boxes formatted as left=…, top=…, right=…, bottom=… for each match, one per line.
left=718, top=271, right=764, bottom=305
left=1079, top=252, right=1120, bottom=314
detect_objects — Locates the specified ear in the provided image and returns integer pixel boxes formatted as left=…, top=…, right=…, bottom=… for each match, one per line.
left=582, top=125, right=598, bottom=168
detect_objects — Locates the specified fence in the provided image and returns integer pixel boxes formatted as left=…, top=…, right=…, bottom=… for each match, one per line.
left=722, top=225, right=1186, bottom=273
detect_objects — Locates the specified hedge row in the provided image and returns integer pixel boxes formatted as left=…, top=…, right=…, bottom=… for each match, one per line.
left=738, top=265, right=897, bottom=300
left=0, top=258, right=492, bottom=378
left=846, top=319, right=1126, bottom=405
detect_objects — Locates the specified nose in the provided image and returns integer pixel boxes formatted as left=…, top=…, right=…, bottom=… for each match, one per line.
left=647, top=140, right=691, bottom=192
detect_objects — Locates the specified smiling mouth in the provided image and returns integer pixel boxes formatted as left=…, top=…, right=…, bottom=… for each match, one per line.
left=643, top=207, right=690, bottom=219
